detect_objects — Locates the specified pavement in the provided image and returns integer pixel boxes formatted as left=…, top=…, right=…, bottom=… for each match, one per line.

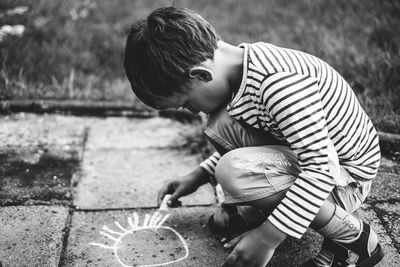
left=0, top=112, right=400, bottom=267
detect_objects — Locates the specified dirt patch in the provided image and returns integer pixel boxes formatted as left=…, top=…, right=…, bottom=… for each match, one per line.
left=380, top=141, right=400, bottom=162
left=379, top=132, right=400, bottom=162
left=0, top=150, right=79, bottom=205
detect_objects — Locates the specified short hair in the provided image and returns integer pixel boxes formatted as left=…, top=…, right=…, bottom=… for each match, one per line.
left=124, top=7, right=220, bottom=109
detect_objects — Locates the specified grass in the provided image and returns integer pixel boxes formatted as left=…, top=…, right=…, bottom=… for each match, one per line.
left=0, top=0, right=399, bottom=133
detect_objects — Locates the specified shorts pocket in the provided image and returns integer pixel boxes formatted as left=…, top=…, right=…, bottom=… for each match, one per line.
left=262, top=169, right=295, bottom=194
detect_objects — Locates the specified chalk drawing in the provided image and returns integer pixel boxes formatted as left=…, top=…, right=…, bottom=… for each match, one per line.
left=90, top=211, right=189, bottom=267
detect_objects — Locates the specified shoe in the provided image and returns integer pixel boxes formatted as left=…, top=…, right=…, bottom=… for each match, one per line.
left=301, top=222, right=384, bottom=267
left=208, top=204, right=265, bottom=237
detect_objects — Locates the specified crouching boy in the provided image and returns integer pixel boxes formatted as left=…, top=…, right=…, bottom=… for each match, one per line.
left=124, top=6, right=384, bottom=267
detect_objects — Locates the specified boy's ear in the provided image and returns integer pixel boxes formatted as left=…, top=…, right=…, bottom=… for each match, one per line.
left=188, top=66, right=213, bottom=82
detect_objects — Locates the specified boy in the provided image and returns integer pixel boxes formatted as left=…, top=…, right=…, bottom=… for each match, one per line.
left=124, top=6, right=384, bottom=267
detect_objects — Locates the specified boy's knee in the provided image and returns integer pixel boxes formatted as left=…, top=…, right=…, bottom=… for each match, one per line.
left=215, top=146, right=298, bottom=204
left=215, top=149, right=245, bottom=198
left=215, top=148, right=275, bottom=203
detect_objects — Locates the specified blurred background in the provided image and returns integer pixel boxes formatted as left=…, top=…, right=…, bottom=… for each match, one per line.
left=1, top=0, right=399, bottom=133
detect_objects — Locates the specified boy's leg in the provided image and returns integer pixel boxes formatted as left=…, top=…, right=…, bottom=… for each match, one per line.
left=215, top=146, right=383, bottom=266
left=205, top=107, right=283, bottom=236
left=205, top=108, right=356, bottom=240
left=307, top=181, right=374, bottom=267
left=205, top=108, right=383, bottom=265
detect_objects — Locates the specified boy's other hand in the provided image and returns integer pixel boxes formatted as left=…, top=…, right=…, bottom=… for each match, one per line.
left=222, top=220, right=286, bottom=267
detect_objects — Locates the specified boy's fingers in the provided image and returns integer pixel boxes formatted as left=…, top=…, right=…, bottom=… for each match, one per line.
left=168, top=191, right=183, bottom=207
left=157, top=180, right=185, bottom=207
left=223, top=233, right=244, bottom=249
left=157, top=181, right=175, bottom=206
left=222, top=252, right=238, bottom=267
left=168, top=199, right=182, bottom=208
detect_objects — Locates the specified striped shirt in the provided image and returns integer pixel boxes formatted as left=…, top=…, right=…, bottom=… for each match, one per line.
left=200, top=42, right=380, bottom=239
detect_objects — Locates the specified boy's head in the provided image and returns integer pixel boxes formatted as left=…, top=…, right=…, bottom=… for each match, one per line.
left=124, top=7, right=220, bottom=110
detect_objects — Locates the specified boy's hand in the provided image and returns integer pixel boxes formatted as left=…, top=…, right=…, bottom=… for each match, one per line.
left=222, top=220, right=286, bottom=267
left=157, top=176, right=192, bottom=207
left=157, top=167, right=210, bottom=207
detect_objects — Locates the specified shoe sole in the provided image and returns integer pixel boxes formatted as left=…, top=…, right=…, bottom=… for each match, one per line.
left=357, top=243, right=385, bottom=267
left=208, top=215, right=229, bottom=235
left=300, top=243, right=384, bottom=267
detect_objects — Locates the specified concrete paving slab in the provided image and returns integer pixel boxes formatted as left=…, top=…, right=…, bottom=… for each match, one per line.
left=374, top=202, right=400, bottom=250
left=63, top=207, right=330, bottom=267
left=85, top=117, right=195, bottom=150
left=354, top=204, right=400, bottom=266
left=63, top=207, right=228, bottom=267
left=74, top=148, right=215, bottom=209
left=0, top=114, right=89, bottom=204
left=0, top=114, right=86, bottom=205
left=0, top=147, right=79, bottom=205
left=0, top=205, right=69, bottom=267
left=369, top=172, right=400, bottom=201
left=0, top=113, right=89, bottom=148
left=64, top=207, right=377, bottom=267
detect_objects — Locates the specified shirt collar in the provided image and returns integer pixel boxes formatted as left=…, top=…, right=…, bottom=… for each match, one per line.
left=227, top=43, right=249, bottom=109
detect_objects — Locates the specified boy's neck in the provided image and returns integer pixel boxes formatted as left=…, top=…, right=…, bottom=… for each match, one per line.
left=214, top=41, right=244, bottom=98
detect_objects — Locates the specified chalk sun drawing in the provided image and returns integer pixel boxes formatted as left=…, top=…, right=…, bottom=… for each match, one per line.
left=90, top=211, right=189, bottom=267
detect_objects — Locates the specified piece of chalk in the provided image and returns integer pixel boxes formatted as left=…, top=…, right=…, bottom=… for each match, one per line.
left=159, top=194, right=172, bottom=211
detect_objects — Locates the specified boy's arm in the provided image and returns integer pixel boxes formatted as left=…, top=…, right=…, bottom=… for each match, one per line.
left=261, top=72, right=336, bottom=239
left=199, top=151, right=221, bottom=185
left=158, top=151, right=221, bottom=206
left=157, top=165, right=211, bottom=206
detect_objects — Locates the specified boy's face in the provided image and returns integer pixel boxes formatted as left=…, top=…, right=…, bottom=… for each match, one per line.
left=160, top=70, right=231, bottom=114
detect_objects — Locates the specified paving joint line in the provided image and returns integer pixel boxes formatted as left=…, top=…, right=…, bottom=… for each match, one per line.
left=80, top=126, right=90, bottom=161
left=83, top=145, right=202, bottom=153
left=57, top=206, right=74, bottom=267
left=74, top=203, right=217, bottom=212
left=0, top=202, right=71, bottom=207
left=56, top=124, right=90, bottom=266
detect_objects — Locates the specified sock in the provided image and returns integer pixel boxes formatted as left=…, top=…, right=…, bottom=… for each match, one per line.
left=318, top=204, right=362, bottom=243
left=313, top=204, right=362, bottom=266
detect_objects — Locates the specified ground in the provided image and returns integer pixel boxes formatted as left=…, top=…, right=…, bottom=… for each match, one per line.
left=0, top=113, right=399, bottom=267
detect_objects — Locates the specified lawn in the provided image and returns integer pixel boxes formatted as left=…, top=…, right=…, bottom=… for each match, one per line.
left=1, top=0, right=399, bottom=133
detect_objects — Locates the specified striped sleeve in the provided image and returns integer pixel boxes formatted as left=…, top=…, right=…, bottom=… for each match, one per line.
left=261, top=72, right=336, bottom=239
left=199, top=151, right=221, bottom=175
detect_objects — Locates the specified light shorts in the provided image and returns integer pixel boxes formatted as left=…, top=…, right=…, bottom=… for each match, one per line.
left=205, top=107, right=371, bottom=213
left=215, top=145, right=299, bottom=203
